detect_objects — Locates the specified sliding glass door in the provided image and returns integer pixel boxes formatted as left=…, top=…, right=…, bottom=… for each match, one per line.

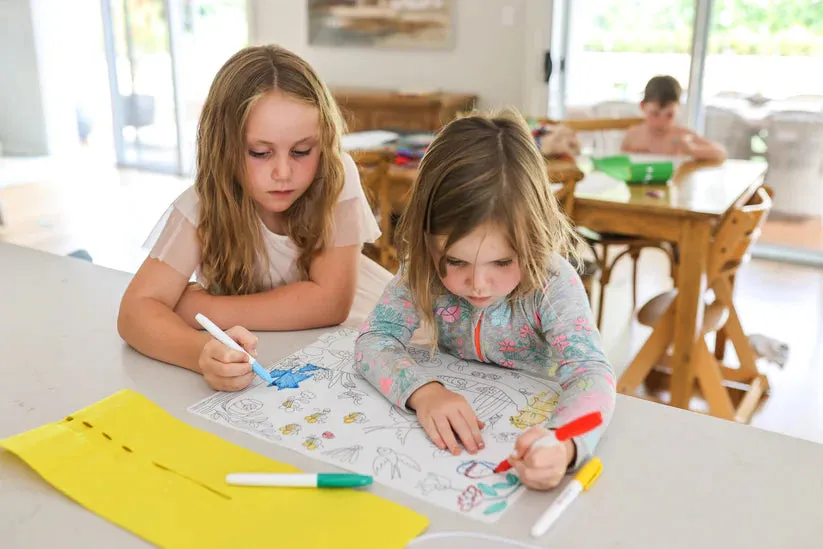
left=700, top=0, right=823, bottom=262
left=548, top=0, right=823, bottom=265
left=548, top=0, right=700, bottom=122
left=101, top=0, right=247, bottom=175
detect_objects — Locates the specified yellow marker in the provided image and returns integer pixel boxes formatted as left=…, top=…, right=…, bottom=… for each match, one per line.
left=530, top=457, right=603, bottom=537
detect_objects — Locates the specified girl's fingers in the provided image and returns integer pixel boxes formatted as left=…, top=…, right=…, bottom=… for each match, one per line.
left=421, top=417, right=446, bottom=451
left=206, top=340, right=248, bottom=364
left=448, top=412, right=477, bottom=454
left=211, top=359, right=253, bottom=378
left=225, top=326, right=259, bottom=357
left=434, top=415, right=461, bottom=455
left=458, top=407, right=485, bottom=451
left=512, top=426, right=548, bottom=459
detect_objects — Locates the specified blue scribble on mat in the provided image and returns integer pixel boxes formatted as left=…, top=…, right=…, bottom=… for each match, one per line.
left=268, top=363, right=324, bottom=390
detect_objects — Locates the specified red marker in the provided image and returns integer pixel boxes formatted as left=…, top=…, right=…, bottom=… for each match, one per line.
left=493, top=412, right=603, bottom=473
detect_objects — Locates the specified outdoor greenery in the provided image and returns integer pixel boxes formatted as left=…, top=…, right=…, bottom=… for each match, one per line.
left=585, top=0, right=823, bottom=56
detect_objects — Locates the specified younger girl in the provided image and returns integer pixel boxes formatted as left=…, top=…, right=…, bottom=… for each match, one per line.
left=119, top=45, right=390, bottom=391
left=355, top=110, right=615, bottom=491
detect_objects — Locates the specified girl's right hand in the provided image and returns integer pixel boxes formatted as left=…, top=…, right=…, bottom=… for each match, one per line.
left=408, top=382, right=485, bottom=455
left=198, top=326, right=258, bottom=391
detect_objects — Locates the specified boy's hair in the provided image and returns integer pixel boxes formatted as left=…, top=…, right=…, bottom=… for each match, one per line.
left=196, top=44, right=347, bottom=295
left=396, top=109, right=581, bottom=347
left=643, top=75, right=682, bottom=107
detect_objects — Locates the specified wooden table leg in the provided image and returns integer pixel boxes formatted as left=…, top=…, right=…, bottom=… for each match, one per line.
left=668, top=219, right=712, bottom=409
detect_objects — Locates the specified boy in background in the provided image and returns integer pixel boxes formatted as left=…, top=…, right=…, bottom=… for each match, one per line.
left=622, top=75, right=726, bottom=161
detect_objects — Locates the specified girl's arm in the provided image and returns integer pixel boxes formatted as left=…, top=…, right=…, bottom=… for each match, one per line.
left=354, top=272, right=440, bottom=409
left=118, top=257, right=211, bottom=372
left=540, top=256, right=617, bottom=469
left=173, top=243, right=361, bottom=331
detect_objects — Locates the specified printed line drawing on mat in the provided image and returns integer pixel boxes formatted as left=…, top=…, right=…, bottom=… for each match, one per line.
left=188, top=328, right=552, bottom=523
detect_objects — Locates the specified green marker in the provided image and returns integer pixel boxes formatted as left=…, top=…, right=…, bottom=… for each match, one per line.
left=225, top=473, right=373, bottom=488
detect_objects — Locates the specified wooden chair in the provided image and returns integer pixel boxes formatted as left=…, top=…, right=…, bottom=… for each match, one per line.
left=617, top=186, right=773, bottom=423
left=550, top=169, right=600, bottom=303
left=545, top=116, right=677, bottom=329
left=350, top=149, right=398, bottom=273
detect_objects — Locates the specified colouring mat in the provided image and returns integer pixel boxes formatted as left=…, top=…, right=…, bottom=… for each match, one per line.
left=189, top=329, right=563, bottom=523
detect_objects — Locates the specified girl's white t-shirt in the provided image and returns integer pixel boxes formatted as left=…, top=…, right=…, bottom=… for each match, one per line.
left=144, top=152, right=383, bottom=291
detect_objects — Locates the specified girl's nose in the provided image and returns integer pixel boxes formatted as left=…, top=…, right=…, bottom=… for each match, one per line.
left=271, top=154, right=291, bottom=180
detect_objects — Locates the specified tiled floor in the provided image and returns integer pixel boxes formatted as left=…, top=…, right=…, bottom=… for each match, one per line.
left=2, top=153, right=822, bottom=445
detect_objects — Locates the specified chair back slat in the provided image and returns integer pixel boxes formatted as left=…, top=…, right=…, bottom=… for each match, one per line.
left=708, top=186, right=771, bottom=280
left=350, top=149, right=396, bottom=271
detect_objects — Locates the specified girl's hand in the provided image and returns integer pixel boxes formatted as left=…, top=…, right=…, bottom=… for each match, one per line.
left=198, top=326, right=258, bottom=391
left=407, top=382, right=485, bottom=455
left=510, top=426, right=576, bottom=490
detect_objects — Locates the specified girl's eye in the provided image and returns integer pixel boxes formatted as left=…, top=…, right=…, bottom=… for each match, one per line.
left=494, top=259, right=513, bottom=267
left=445, top=258, right=467, bottom=267
left=248, top=150, right=269, bottom=158
left=291, top=148, right=312, bottom=157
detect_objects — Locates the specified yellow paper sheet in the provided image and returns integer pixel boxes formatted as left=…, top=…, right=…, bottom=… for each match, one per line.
left=0, top=390, right=428, bottom=548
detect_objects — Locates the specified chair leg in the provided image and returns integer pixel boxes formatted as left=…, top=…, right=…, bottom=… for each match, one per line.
left=629, top=246, right=642, bottom=310
left=713, top=273, right=736, bottom=360
left=713, top=278, right=759, bottom=382
left=734, top=375, right=769, bottom=423
left=714, top=328, right=728, bottom=361
left=595, top=244, right=610, bottom=329
left=617, top=305, right=675, bottom=395
left=694, top=342, right=736, bottom=421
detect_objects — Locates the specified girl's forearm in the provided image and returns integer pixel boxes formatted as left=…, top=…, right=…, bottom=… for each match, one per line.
left=180, top=281, right=352, bottom=332
left=118, top=296, right=210, bottom=372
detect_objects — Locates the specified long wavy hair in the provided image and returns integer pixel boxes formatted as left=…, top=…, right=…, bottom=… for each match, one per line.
left=395, top=109, right=581, bottom=347
left=195, top=44, right=346, bottom=295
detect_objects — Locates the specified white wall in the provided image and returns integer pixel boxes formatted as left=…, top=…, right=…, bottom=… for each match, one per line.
left=0, top=0, right=80, bottom=156
left=0, top=0, right=49, bottom=155
left=248, top=0, right=550, bottom=114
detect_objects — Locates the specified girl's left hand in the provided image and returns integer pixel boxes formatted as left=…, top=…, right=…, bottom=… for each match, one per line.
left=174, top=283, right=213, bottom=327
left=509, top=426, right=576, bottom=490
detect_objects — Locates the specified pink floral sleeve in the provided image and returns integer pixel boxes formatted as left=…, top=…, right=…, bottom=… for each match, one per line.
left=354, top=272, right=439, bottom=409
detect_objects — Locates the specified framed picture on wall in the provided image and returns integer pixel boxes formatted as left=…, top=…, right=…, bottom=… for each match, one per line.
left=308, top=0, right=454, bottom=50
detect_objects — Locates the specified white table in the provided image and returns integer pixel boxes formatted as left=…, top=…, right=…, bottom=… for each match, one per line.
left=1, top=242, right=822, bottom=548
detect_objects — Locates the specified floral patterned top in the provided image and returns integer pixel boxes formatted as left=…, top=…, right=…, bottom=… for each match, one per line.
left=354, top=255, right=616, bottom=469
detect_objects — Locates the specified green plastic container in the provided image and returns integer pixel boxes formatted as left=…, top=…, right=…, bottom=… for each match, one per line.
left=592, top=155, right=673, bottom=185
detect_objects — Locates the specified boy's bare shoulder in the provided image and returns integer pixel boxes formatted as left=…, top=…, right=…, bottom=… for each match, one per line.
left=621, top=124, right=646, bottom=149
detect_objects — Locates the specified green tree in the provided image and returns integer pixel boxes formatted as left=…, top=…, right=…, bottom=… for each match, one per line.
left=584, top=0, right=823, bottom=55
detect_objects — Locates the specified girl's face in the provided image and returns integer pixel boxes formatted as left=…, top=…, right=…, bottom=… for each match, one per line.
left=432, top=223, right=522, bottom=308
left=244, top=91, right=321, bottom=226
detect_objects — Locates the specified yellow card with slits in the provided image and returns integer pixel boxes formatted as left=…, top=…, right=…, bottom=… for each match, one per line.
left=0, top=390, right=428, bottom=549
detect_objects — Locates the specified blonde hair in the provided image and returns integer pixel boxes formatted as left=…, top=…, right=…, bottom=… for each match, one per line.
left=396, top=109, right=580, bottom=346
left=195, top=44, right=346, bottom=295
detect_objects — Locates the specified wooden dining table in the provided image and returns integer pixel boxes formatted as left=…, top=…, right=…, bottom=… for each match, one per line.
left=571, top=159, right=767, bottom=407
left=387, top=158, right=768, bottom=411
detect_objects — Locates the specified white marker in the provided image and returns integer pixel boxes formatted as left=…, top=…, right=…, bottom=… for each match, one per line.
left=530, top=457, right=603, bottom=537
left=194, top=313, right=274, bottom=385
left=226, top=473, right=372, bottom=488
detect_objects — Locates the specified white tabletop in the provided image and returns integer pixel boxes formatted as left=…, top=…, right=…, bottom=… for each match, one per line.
left=1, top=242, right=822, bottom=548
